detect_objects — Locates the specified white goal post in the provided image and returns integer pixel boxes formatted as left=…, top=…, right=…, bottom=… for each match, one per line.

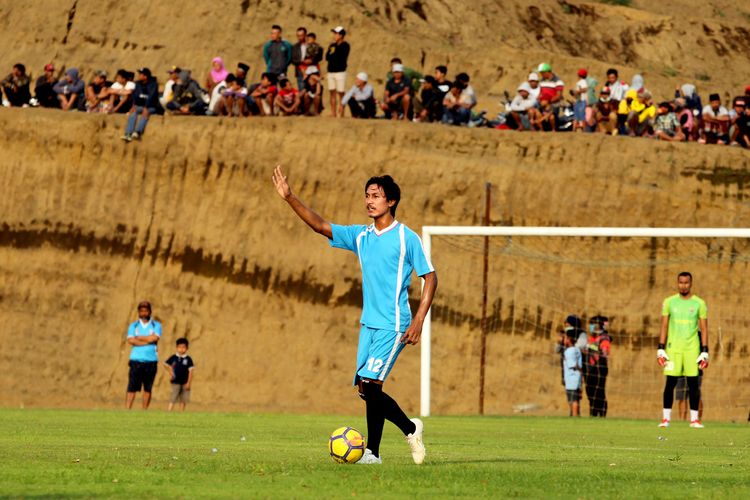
left=419, top=226, right=750, bottom=417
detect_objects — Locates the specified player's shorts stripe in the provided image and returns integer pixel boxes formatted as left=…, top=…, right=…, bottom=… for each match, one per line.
left=379, top=331, right=402, bottom=381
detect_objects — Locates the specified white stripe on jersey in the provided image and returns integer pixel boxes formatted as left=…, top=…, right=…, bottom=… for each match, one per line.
left=355, top=229, right=367, bottom=269
left=393, top=224, right=406, bottom=331
left=415, top=233, right=435, bottom=273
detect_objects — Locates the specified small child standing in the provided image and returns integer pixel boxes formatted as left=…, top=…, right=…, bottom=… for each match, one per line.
left=164, top=338, right=195, bottom=411
left=563, top=334, right=583, bottom=416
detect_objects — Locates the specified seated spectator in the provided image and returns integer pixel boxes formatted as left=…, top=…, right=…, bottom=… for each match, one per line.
left=206, top=57, right=228, bottom=95
left=300, top=66, right=324, bottom=116
left=85, top=70, right=111, bottom=112
left=653, top=101, right=685, bottom=142
left=530, top=98, right=556, bottom=132
left=677, top=84, right=703, bottom=117
left=167, top=70, right=207, bottom=115
left=507, top=82, right=536, bottom=131
left=674, top=98, right=695, bottom=141
left=733, top=98, right=750, bottom=149
left=160, top=66, right=180, bottom=109
left=527, top=72, right=540, bottom=102
left=207, top=72, right=231, bottom=116
left=387, top=57, right=423, bottom=94
left=617, top=88, right=643, bottom=135
left=594, top=87, right=616, bottom=135
left=442, top=81, right=470, bottom=126
left=455, top=72, right=478, bottom=114
left=340, top=72, right=375, bottom=119
left=53, top=68, right=85, bottom=111
left=275, top=77, right=300, bottom=116
left=630, top=74, right=644, bottom=92
left=434, top=65, right=451, bottom=98
left=380, top=63, right=411, bottom=120
left=249, top=72, right=277, bottom=116
left=628, top=90, right=656, bottom=136
left=33, top=63, right=59, bottom=108
left=415, top=76, right=442, bottom=123
left=537, top=63, right=564, bottom=113
left=215, top=74, right=248, bottom=117
left=236, top=63, right=249, bottom=87
left=106, top=69, right=135, bottom=114
left=729, top=96, right=746, bottom=145
left=701, top=93, right=730, bottom=144
left=122, top=67, right=159, bottom=142
left=605, top=68, right=628, bottom=107
left=1, top=63, right=31, bottom=107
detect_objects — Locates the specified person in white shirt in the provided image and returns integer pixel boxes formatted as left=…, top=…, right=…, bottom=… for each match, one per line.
left=508, top=82, right=536, bottom=130
left=340, top=72, right=376, bottom=118
left=106, top=69, right=135, bottom=114
left=527, top=72, right=541, bottom=101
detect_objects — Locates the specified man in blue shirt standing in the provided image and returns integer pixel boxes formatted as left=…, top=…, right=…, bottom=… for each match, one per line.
left=273, top=165, right=438, bottom=465
left=125, top=301, right=162, bottom=409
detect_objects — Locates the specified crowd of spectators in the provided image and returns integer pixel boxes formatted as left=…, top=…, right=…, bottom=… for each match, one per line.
left=1, top=23, right=749, bottom=147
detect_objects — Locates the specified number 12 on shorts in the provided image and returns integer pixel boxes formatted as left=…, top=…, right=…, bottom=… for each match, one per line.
left=366, top=357, right=383, bottom=373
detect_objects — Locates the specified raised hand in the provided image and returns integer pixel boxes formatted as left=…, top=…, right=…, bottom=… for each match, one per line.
left=272, top=164, right=292, bottom=200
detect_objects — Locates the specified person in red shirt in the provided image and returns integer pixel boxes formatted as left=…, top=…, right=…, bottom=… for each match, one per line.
left=584, top=315, right=611, bottom=417
left=275, top=77, right=301, bottom=115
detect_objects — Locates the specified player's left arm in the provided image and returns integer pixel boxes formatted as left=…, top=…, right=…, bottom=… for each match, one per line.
left=697, top=310, right=709, bottom=368
left=401, top=271, right=438, bottom=345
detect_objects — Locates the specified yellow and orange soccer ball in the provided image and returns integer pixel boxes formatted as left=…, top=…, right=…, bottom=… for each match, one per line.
left=328, top=426, right=365, bottom=463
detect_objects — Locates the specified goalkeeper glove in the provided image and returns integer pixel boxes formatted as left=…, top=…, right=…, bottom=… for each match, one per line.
left=657, top=344, right=669, bottom=367
left=697, top=346, right=709, bottom=369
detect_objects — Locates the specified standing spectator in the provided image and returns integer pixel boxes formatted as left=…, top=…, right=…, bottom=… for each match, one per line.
left=106, top=69, right=135, bottom=114
left=122, top=67, right=159, bottom=142
left=160, top=66, right=180, bottom=109
left=275, top=77, right=301, bottom=115
left=562, top=333, right=582, bottom=417
left=653, top=101, right=685, bottom=142
left=205, top=57, right=229, bottom=95
left=291, top=27, right=309, bottom=90
left=263, top=25, right=293, bottom=78
left=442, top=82, right=470, bottom=126
left=526, top=72, right=540, bottom=102
left=701, top=93, right=730, bottom=144
left=250, top=72, right=277, bottom=116
left=556, top=315, right=587, bottom=387
left=304, top=32, right=324, bottom=73
left=164, top=338, right=195, bottom=412
left=537, top=63, right=564, bottom=113
left=53, top=68, right=85, bottom=111
left=167, top=70, right=207, bottom=116
left=573, top=69, right=589, bottom=132
left=594, top=87, right=616, bottom=134
left=584, top=315, right=611, bottom=417
left=300, top=66, right=324, bottom=116
left=380, top=63, right=411, bottom=120
left=325, top=26, right=350, bottom=117
left=33, top=63, right=59, bottom=108
left=125, top=301, right=161, bottom=410
left=507, top=82, right=536, bottom=131
left=605, top=68, right=628, bottom=106
left=415, top=76, right=443, bottom=123
left=84, top=70, right=111, bottom=112
left=340, top=72, right=375, bottom=119
left=1, top=63, right=31, bottom=107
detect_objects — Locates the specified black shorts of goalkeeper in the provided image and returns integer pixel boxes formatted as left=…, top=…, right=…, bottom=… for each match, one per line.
left=566, top=389, right=581, bottom=403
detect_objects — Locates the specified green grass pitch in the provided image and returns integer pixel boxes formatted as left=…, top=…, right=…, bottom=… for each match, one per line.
left=1, top=409, right=747, bottom=498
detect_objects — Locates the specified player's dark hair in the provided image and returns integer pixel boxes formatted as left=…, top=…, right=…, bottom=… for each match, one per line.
left=308, top=32, right=317, bottom=39
left=678, top=271, right=693, bottom=281
left=297, top=26, right=307, bottom=34
left=435, top=65, right=447, bottom=75
left=272, top=24, right=282, bottom=31
left=176, top=337, right=189, bottom=347
left=455, top=72, right=470, bottom=83
left=391, top=57, right=402, bottom=64
left=365, top=176, right=401, bottom=217
left=607, top=68, right=618, bottom=77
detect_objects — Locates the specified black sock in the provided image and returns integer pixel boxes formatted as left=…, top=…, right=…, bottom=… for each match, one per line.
left=382, top=392, right=416, bottom=436
left=362, top=381, right=385, bottom=457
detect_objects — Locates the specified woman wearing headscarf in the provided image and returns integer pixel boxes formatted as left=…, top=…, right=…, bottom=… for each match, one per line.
left=205, top=57, right=229, bottom=94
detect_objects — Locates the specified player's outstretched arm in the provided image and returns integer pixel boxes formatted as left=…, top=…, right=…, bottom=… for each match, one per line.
left=401, top=271, right=438, bottom=345
left=272, top=164, right=332, bottom=239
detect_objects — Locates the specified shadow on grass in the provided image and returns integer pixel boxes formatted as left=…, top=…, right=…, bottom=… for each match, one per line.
left=431, top=457, right=538, bottom=465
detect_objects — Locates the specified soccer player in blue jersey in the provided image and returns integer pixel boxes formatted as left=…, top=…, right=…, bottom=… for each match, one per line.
left=273, top=165, right=438, bottom=465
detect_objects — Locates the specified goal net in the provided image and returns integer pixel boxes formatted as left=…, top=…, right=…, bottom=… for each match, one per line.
left=419, top=227, right=750, bottom=421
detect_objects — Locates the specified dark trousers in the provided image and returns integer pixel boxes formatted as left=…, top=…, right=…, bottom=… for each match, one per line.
left=585, top=365, right=608, bottom=417
left=348, top=97, right=376, bottom=119
left=663, top=375, right=700, bottom=411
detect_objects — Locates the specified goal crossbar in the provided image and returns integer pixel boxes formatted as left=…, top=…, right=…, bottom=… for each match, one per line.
left=419, top=226, right=750, bottom=417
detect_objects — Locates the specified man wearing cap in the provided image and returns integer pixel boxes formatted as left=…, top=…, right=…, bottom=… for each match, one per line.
left=537, top=63, right=564, bottom=110
left=508, top=82, right=536, bottom=130
left=1, top=63, right=31, bottom=107
left=123, top=68, right=159, bottom=142
left=526, top=72, right=540, bottom=101
left=160, top=66, right=180, bottom=108
left=301, top=66, right=324, bottom=116
left=325, top=26, right=350, bottom=117
left=53, top=68, right=85, bottom=111
left=34, top=63, right=59, bottom=108
left=584, top=315, right=611, bottom=417
left=380, top=63, right=411, bottom=120
left=263, top=24, right=293, bottom=78
left=701, top=93, right=730, bottom=144
left=341, top=72, right=375, bottom=119
left=126, top=301, right=162, bottom=409
left=84, top=70, right=111, bottom=112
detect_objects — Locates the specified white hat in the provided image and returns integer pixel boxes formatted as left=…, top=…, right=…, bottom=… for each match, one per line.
left=331, top=26, right=346, bottom=35
left=392, top=63, right=404, bottom=73
left=305, top=66, right=319, bottom=76
left=356, top=72, right=368, bottom=82
left=518, top=82, right=532, bottom=93
left=528, top=72, right=539, bottom=82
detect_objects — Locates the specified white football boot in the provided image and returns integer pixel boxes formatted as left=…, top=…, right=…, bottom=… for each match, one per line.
left=356, top=449, right=382, bottom=464
left=658, top=419, right=670, bottom=428
left=405, top=418, right=426, bottom=464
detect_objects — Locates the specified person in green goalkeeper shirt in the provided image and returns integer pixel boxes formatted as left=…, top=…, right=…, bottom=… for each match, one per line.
left=657, top=272, right=708, bottom=428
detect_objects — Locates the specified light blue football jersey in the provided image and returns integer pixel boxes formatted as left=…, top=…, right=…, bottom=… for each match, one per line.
left=127, top=319, right=162, bottom=362
left=330, top=220, right=434, bottom=332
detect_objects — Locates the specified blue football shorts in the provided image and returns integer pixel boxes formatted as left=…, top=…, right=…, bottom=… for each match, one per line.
left=353, top=325, right=406, bottom=385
